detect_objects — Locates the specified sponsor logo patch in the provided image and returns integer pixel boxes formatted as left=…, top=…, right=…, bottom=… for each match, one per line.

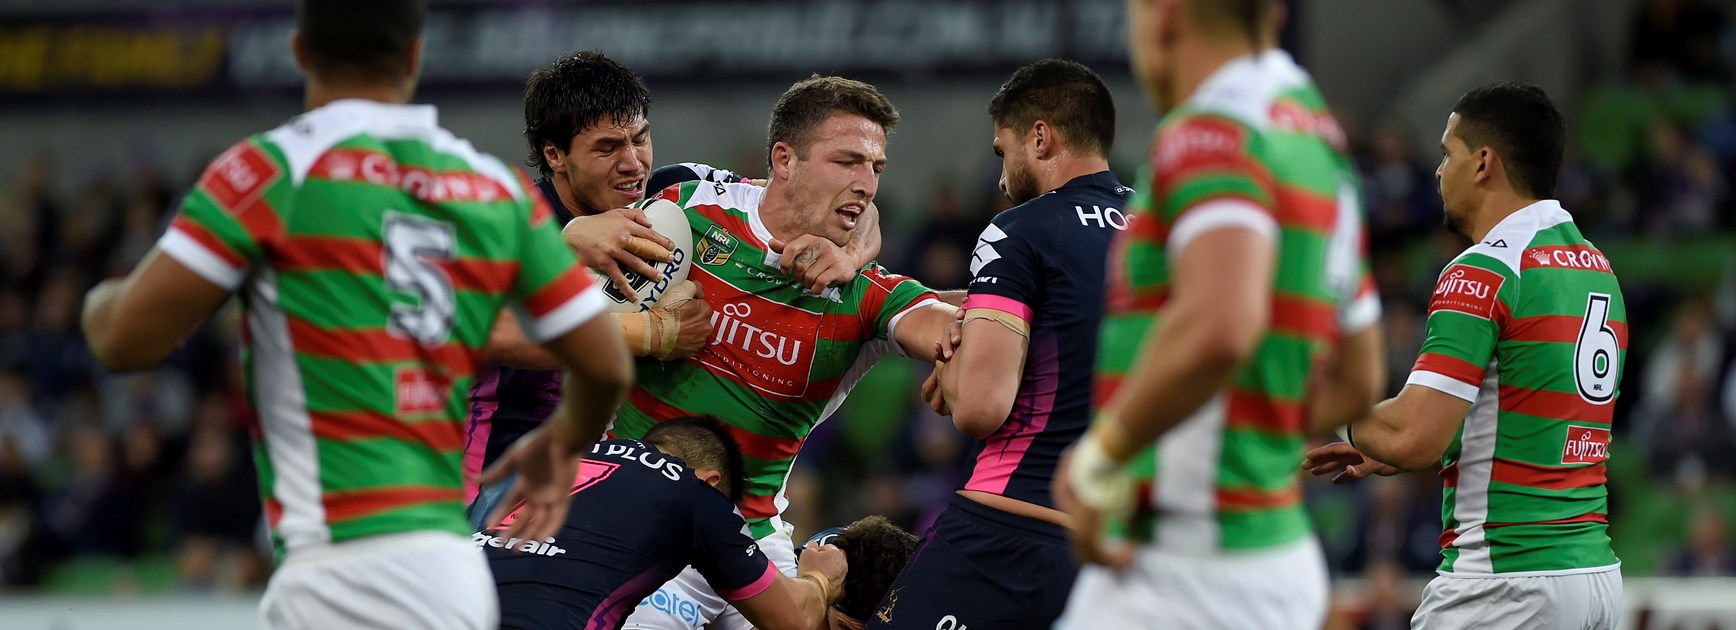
left=1430, top=264, right=1505, bottom=320
left=1561, top=426, right=1610, bottom=464
left=395, top=367, right=450, bottom=417
left=202, top=142, right=280, bottom=213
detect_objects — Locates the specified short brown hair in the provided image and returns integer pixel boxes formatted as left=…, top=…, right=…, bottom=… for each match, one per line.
left=766, top=75, right=900, bottom=166
left=1189, top=0, right=1268, bottom=44
left=831, top=515, right=918, bottom=620
left=296, top=0, right=427, bottom=83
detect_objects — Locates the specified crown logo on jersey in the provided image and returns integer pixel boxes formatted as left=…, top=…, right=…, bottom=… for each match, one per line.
left=1530, top=250, right=1552, bottom=267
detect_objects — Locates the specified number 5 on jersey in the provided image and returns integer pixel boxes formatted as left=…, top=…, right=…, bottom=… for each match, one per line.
left=383, top=212, right=458, bottom=346
left=1574, top=293, right=1619, bottom=404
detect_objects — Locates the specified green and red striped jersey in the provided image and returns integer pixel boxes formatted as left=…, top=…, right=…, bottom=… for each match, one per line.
left=158, top=99, right=606, bottom=556
left=1408, top=199, right=1623, bottom=575
left=1097, top=51, right=1376, bottom=552
left=611, top=181, right=938, bottom=538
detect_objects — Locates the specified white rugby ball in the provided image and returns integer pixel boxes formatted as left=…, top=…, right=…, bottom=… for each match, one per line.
left=591, top=197, right=694, bottom=313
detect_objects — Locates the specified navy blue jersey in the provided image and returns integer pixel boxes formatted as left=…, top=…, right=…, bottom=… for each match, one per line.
left=465, top=164, right=748, bottom=504
left=485, top=439, right=776, bottom=630
left=958, top=171, right=1132, bottom=509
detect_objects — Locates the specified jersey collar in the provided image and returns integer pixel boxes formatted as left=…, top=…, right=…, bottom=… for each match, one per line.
left=316, top=98, right=439, bottom=132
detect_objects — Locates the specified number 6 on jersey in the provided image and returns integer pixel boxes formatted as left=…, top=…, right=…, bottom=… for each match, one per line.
left=1574, top=293, right=1619, bottom=404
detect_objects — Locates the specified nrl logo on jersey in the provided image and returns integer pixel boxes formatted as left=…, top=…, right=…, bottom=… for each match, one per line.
left=697, top=225, right=738, bottom=266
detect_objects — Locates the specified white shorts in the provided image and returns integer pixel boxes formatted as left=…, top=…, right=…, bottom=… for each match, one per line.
left=622, top=520, right=798, bottom=630
left=1412, top=566, right=1623, bottom=630
left=1056, top=537, right=1328, bottom=630
left=260, top=531, right=497, bottom=630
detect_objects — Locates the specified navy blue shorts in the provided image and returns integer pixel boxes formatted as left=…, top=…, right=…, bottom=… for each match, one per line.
left=866, top=494, right=1076, bottom=629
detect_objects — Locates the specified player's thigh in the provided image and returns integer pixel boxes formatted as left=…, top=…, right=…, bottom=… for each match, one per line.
left=622, top=565, right=729, bottom=630
left=261, top=532, right=496, bottom=630
left=1413, top=575, right=1551, bottom=630
left=1542, top=569, right=1624, bottom=630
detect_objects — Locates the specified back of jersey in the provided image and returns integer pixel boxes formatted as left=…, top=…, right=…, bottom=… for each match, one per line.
left=162, top=99, right=601, bottom=555
left=1100, top=50, right=1369, bottom=552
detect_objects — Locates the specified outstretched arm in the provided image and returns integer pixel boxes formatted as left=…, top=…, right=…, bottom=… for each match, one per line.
left=83, top=249, right=232, bottom=372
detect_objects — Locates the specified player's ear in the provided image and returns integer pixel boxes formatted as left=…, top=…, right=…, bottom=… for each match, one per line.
left=1030, top=120, right=1052, bottom=160
left=1473, top=147, right=1493, bottom=185
left=289, top=31, right=310, bottom=74
left=543, top=141, right=567, bottom=174
left=404, top=35, right=425, bottom=85
left=696, top=468, right=723, bottom=490
left=770, top=141, right=797, bottom=182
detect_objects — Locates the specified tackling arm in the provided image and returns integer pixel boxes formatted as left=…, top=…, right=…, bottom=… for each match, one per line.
left=891, top=302, right=962, bottom=363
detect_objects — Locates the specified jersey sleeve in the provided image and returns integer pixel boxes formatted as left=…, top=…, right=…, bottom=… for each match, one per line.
left=1150, top=114, right=1279, bottom=256
left=962, top=215, right=1040, bottom=324
left=509, top=168, right=609, bottom=342
left=858, top=264, right=940, bottom=347
left=690, top=486, right=777, bottom=603
left=1406, top=253, right=1517, bottom=402
left=1324, top=182, right=1381, bottom=334
left=156, top=137, right=293, bottom=291
left=647, top=162, right=747, bottom=198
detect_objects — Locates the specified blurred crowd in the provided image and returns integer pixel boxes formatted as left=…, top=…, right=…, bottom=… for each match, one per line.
left=0, top=5, right=1734, bottom=621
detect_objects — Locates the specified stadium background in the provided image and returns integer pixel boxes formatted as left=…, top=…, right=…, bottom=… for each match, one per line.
left=1, top=0, right=1734, bottom=627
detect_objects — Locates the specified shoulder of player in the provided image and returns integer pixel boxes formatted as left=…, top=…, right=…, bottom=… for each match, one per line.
left=658, top=178, right=763, bottom=211
left=260, top=102, right=524, bottom=199
left=1453, top=200, right=1578, bottom=279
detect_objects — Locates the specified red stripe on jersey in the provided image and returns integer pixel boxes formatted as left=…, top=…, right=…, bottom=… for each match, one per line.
left=1490, top=458, right=1606, bottom=491
left=1520, top=246, right=1614, bottom=274
left=1438, top=527, right=1458, bottom=548
left=1440, top=463, right=1459, bottom=488
left=722, top=425, right=805, bottom=465
left=307, top=148, right=516, bottom=205
left=1274, top=185, right=1337, bottom=234
left=1412, top=352, right=1488, bottom=387
left=738, top=492, right=779, bottom=520
left=1107, top=287, right=1168, bottom=313
left=287, top=320, right=474, bottom=377
left=1270, top=294, right=1337, bottom=341
left=322, top=486, right=463, bottom=522
left=310, top=410, right=466, bottom=452
left=1216, top=483, right=1301, bottom=511
left=1497, top=385, right=1615, bottom=424
left=625, top=387, right=697, bottom=424
left=523, top=266, right=595, bottom=318
left=264, top=498, right=282, bottom=529
left=516, top=169, right=553, bottom=227
left=171, top=214, right=247, bottom=267
left=1225, top=389, right=1304, bottom=433
left=1502, top=315, right=1628, bottom=345
left=1093, top=374, right=1123, bottom=408
left=277, top=236, right=517, bottom=293
left=1486, top=512, right=1608, bottom=528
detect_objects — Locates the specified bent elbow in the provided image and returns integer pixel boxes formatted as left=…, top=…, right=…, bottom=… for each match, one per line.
left=952, top=410, right=1003, bottom=440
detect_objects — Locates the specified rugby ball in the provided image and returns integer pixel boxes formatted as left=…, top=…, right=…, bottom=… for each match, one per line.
left=592, top=197, right=694, bottom=313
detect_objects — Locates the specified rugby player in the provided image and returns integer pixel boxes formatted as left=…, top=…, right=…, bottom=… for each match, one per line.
left=465, top=51, right=885, bottom=527
left=796, top=517, right=920, bottom=630
left=1054, top=0, right=1377, bottom=627
left=486, top=417, right=846, bottom=630
left=618, top=76, right=961, bottom=630
left=1305, top=83, right=1625, bottom=629
left=877, top=59, right=1131, bottom=629
left=79, top=2, right=632, bottom=628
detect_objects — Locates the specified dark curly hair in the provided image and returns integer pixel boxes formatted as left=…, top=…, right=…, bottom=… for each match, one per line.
left=522, top=50, right=652, bottom=176
left=831, top=515, right=918, bottom=620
